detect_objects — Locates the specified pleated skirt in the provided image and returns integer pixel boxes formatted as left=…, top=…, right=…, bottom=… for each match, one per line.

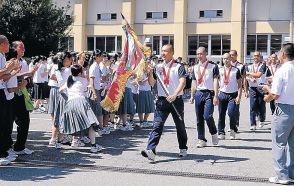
left=53, top=92, right=67, bottom=128
left=136, top=90, right=155, bottom=113
left=59, top=97, right=98, bottom=134
left=87, top=89, right=103, bottom=116
left=117, top=87, right=135, bottom=115
left=47, top=86, right=59, bottom=115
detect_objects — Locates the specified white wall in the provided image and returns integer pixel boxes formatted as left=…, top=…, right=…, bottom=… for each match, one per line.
left=187, top=0, right=232, bottom=22
left=52, top=0, right=77, bottom=15
left=135, top=0, right=174, bottom=23
left=248, top=0, right=291, bottom=21
left=87, top=0, right=122, bottom=25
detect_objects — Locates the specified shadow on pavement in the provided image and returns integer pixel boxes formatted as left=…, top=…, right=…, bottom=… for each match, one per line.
left=154, top=151, right=249, bottom=164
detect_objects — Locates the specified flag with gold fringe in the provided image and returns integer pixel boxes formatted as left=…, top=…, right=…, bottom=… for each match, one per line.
left=100, top=14, right=151, bottom=112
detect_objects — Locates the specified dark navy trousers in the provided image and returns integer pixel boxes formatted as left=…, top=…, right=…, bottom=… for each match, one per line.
left=218, top=91, right=238, bottom=134
left=147, top=96, right=188, bottom=152
left=194, top=90, right=217, bottom=142
left=270, top=100, right=276, bottom=115
left=249, top=87, right=266, bottom=126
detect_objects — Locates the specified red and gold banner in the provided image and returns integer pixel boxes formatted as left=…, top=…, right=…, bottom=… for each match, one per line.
left=100, top=16, right=151, bottom=112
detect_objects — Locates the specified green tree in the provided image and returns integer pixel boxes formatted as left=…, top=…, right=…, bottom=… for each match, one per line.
left=0, top=0, right=73, bottom=57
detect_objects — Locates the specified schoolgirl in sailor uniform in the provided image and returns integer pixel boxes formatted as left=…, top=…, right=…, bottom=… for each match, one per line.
left=59, top=64, right=102, bottom=153
left=48, top=55, right=59, bottom=117
left=117, top=76, right=135, bottom=131
left=137, top=70, right=155, bottom=128
left=47, top=55, right=61, bottom=146
left=52, top=52, right=72, bottom=148
left=88, top=50, right=103, bottom=126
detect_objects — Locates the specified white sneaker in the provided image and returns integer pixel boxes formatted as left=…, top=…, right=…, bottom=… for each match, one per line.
left=48, top=138, right=57, bottom=147
left=7, top=149, right=18, bottom=158
left=15, top=148, right=34, bottom=155
left=90, top=144, right=103, bottom=153
left=6, top=154, right=16, bottom=162
left=230, top=130, right=236, bottom=140
left=55, top=142, right=62, bottom=149
left=114, top=124, right=121, bottom=130
left=81, top=136, right=91, bottom=144
left=196, top=140, right=207, bottom=148
left=71, top=140, right=85, bottom=147
left=142, top=121, right=150, bottom=128
left=212, top=134, right=219, bottom=145
left=259, top=122, right=265, bottom=128
left=218, top=134, right=225, bottom=140
left=269, top=177, right=290, bottom=185
left=141, top=149, right=156, bottom=161
left=128, top=121, right=135, bottom=127
left=126, top=124, right=134, bottom=131
left=147, top=121, right=153, bottom=128
left=32, top=108, right=43, bottom=114
left=179, top=149, right=187, bottom=157
left=250, top=125, right=256, bottom=131
left=0, top=157, right=10, bottom=165
left=39, top=106, right=47, bottom=113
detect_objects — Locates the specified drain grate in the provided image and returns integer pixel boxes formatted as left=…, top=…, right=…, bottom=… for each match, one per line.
left=12, top=159, right=268, bottom=183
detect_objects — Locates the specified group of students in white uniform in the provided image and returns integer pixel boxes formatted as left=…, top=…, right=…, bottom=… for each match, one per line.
left=1, top=33, right=294, bottom=185
left=0, top=35, right=155, bottom=165
left=44, top=50, right=155, bottom=152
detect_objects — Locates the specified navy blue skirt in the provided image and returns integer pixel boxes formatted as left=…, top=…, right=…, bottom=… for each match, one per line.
left=136, top=90, right=154, bottom=113
left=117, top=87, right=135, bottom=115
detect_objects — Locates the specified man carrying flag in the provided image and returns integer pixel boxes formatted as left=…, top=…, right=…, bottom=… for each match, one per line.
left=141, top=44, right=188, bottom=162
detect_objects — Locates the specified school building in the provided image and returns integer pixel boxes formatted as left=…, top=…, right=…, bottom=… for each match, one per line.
left=55, top=0, right=294, bottom=63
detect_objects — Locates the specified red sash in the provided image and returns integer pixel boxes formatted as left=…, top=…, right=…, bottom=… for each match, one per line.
left=162, top=60, right=175, bottom=86
left=224, top=65, right=232, bottom=86
left=197, top=61, right=209, bottom=85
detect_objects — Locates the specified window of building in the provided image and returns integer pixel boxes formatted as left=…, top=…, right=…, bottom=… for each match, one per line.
left=97, top=13, right=117, bottom=21
left=146, top=12, right=168, bottom=19
left=247, top=35, right=256, bottom=56
left=111, top=13, right=117, bottom=20
left=96, top=37, right=105, bottom=51
left=143, top=35, right=174, bottom=55
left=199, top=10, right=223, bottom=18
left=60, top=37, right=74, bottom=51
left=87, top=36, right=122, bottom=53
left=106, top=37, right=115, bottom=53
left=257, top=35, right=268, bottom=53
left=199, top=35, right=209, bottom=49
left=87, top=37, right=94, bottom=51
left=116, top=36, right=122, bottom=53
left=188, top=36, right=198, bottom=56
left=222, top=35, right=231, bottom=54
left=211, top=35, right=222, bottom=55
left=246, top=34, right=283, bottom=62
left=270, top=35, right=282, bottom=54
left=153, top=36, right=160, bottom=55
left=187, top=35, right=231, bottom=63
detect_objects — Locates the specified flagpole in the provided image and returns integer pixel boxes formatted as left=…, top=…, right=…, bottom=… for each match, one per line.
left=120, top=13, right=183, bottom=121
left=154, top=70, right=183, bottom=121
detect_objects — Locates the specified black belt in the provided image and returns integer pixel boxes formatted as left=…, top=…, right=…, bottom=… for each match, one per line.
left=158, top=95, right=182, bottom=99
left=198, top=89, right=213, bottom=93
left=220, top=91, right=238, bottom=95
